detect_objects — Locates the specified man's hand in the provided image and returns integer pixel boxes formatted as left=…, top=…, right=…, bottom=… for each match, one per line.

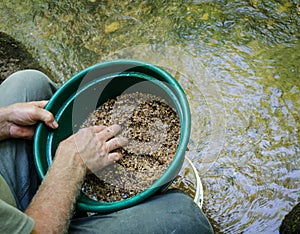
left=26, top=124, right=127, bottom=233
left=56, top=125, right=127, bottom=174
left=0, top=101, right=58, bottom=140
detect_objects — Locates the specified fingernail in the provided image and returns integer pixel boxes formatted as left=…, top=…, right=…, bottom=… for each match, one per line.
left=51, top=121, right=59, bottom=129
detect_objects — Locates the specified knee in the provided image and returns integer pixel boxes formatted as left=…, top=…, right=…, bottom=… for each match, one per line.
left=0, top=69, right=57, bottom=104
left=6, top=69, right=52, bottom=91
left=145, top=191, right=214, bottom=233
left=19, top=69, right=57, bottom=101
left=174, top=193, right=213, bottom=231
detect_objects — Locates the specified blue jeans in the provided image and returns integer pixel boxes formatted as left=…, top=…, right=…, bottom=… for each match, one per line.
left=0, top=70, right=213, bottom=233
left=0, top=70, right=57, bottom=210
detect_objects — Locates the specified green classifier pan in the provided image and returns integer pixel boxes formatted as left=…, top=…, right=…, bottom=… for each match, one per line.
left=33, top=59, right=191, bottom=213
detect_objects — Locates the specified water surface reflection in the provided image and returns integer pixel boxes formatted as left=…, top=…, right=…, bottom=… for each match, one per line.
left=0, top=1, right=299, bottom=233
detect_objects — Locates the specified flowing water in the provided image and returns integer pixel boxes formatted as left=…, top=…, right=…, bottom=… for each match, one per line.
left=1, top=0, right=299, bottom=233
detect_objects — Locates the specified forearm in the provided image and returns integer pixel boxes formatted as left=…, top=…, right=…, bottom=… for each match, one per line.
left=25, top=147, right=86, bottom=233
left=24, top=125, right=125, bottom=233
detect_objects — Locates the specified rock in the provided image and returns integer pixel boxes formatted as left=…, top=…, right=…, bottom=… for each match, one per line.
left=280, top=202, right=300, bottom=234
left=104, top=22, right=120, bottom=34
left=0, top=32, right=50, bottom=84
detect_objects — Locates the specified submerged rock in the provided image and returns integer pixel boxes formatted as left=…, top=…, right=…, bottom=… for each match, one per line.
left=280, top=202, right=300, bottom=234
left=0, top=32, right=50, bottom=84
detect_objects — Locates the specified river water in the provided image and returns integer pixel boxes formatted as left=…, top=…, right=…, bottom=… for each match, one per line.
left=1, top=0, right=299, bottom=233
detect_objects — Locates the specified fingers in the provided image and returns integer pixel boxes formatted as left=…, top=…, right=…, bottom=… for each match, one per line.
left=32, top=101, right=59, bottom=129
left=27, top=101, right=58, bottom=129
left=10, top=101, right=58, bottom=129
left=9, top=124, right=35, bottom=140
left=69, top=125, right=126, bottom=173
left=106, top=136, right=128, bottom=152
left=108, top=152, right=123, bottom=163
left=28, top=103, right=58, bottom=129
left=30, top=100, right=48, bottom=109
left=97, top=124, right=121, bottom=140
left=34, top=108, right=58, bottom=129
left=95, top=124, right=128, bottom=151
left=91, top=125, right=107, bottom=133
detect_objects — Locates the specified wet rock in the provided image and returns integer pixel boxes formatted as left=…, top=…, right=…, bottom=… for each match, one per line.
left=104, top=22, right=120, bottom=34
left=0, top=32, right=50, bottom=84
left=280, top=202, right=300, bottom=234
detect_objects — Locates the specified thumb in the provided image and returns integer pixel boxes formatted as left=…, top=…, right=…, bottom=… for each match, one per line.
left=30, top=100, right=49, bottom=109
left=34, top=108, right=58, bottom=129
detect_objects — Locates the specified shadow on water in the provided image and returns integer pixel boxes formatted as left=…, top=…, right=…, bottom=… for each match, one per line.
left=1, top=0, right=299, bottom=233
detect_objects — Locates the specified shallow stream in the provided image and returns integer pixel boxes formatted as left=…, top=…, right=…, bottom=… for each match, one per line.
left=1, top=0, right=299, bottom=233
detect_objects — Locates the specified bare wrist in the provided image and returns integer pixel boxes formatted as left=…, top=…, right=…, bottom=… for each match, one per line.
left=54, top=144, right=87, bottom=179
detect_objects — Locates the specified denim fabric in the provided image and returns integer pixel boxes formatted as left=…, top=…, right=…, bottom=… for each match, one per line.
left=0, top=70, right=57, bottom=210
left=69, top=190, right=214, bottom=234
